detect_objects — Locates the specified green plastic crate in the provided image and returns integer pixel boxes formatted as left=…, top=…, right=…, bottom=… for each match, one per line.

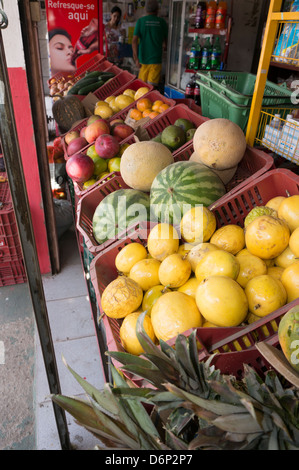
left=196, top=71, right=294, bottom=106
left=197, top=79, right=298, bottom=131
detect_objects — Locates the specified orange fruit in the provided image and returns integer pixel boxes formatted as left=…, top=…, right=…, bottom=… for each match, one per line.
left=136, top=98, right=153, bottom=112
left=149, top=111, right=159, bottom=119
left=152, top=100, right=164, bottom=112
left=142, top=108, right=152, bottom=118
left=159, top=103, right=170, bottom=113
left=130, top=108, right=143, bottom=121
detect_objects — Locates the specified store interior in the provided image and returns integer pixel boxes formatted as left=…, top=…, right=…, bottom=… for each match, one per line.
left=1, top=0, right=299, bottom=451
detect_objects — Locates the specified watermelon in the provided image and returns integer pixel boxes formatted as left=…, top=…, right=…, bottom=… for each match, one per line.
left=150, top=161, right=226, bottom=225
left=93, top=189, right=150, bottom=244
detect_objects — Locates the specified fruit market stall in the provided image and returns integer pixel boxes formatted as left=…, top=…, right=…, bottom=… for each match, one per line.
left=47, top=54, right=299, bottom=450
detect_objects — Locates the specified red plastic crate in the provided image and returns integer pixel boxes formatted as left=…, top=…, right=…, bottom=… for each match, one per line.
left=48, top=53, right=107, bottom=86
left=0, top=258, right=27, bottom=286
left=111, top=90, right=176, bottom=121
left=89, top=222, right=299, bottom=382
left=92, top=70, right=138, bottom=101
left=76, top=172, right=131, bottom=253
left=174, top=98, right=202, bottom=115
left=0, top=174, right=23, bottom=262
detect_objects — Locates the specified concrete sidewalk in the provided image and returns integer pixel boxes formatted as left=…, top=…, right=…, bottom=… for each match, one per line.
left=0, top=227, right=106, bottom=450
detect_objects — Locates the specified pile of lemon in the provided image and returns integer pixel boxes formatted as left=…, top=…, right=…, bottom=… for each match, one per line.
left=100, top=194, right=299, bottom=356
left=94, top=86, right=151, bottom=119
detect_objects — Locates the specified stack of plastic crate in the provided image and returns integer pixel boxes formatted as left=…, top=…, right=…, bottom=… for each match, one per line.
left=0, top=174, right=26, bottom=286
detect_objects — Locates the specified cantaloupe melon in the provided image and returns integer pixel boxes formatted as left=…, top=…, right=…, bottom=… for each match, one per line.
left=189, top=151, right=237, bottom=184
left=193, top=118, right=247, bottom=171
left=120, top=141, right=174, bottom=192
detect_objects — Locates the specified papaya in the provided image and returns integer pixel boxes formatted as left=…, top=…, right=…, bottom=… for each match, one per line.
left=278, top=305, right=299, bottom=373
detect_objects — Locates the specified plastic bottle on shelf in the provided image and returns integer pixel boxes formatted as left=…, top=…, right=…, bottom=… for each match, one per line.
left=188, top=37, right=198, bottom=69
left=194, top=81, right=201, bottom=105
left=194, top=36, right=201, bottom=70
left=185, top=78, right=195, bottom=100
left=215, top=1, right=227, bottom=29
left=201, top=37, right=212, bottom=69
left=211, top=36, right=222, bottom=69
left=205, top=1, right=217, bottom=29
left=195, top=1, right=207, bottom=29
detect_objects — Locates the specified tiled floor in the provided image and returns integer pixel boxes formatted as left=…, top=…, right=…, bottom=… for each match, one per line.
left=0, top=225, right=107, bottom=450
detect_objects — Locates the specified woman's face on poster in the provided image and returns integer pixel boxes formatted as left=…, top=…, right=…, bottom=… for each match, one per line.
left=49, top=33, right=76, bottom=74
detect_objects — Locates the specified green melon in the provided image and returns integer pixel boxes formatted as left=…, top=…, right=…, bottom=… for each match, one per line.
left=150, top=161, right=226, bottom=225
left=92, top=189, right=150, bottom=244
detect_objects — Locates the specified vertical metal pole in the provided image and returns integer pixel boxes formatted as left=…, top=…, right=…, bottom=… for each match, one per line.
left=0, top=29, right=71, bottom=450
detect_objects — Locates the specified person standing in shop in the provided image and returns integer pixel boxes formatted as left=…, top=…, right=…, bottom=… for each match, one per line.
left=104, top=6, right=126, bottom=66
left=132, top=0, right=168, bottom=88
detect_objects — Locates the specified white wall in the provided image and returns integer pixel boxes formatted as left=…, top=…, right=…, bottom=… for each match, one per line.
left=2, top=0, right=25, bottom=68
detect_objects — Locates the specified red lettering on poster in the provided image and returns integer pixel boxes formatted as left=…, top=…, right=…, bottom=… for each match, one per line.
left=45, top=1, right=100, bottom=77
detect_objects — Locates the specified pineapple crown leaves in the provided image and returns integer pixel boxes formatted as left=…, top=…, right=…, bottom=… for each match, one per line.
left=51, top=355, right=170, bottom=450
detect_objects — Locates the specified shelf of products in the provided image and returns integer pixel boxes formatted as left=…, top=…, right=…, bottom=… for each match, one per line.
left=246, top=0, right=299, bottom=149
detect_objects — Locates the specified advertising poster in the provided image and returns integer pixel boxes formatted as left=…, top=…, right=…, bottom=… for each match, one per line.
left=45, top=1, right=101, bottom=78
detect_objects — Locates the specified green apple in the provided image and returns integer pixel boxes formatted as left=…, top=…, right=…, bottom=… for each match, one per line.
left=97, top=172, right=110, bottom=181
left=108, top=157, right=121, bottom=172
left=87, top=152, right=108, bottom=176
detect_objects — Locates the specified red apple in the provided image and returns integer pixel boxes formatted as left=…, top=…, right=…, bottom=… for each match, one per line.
left=85, top=119, right=111, bottom=143
left=66, top=153, right=95, bottom=183
left=112, top=123, right=134, bottom=142
left=80, top=126, right=87, bottom=138
left=64, top=130, right=80, bottom=145
left=109, top=118, right=124, bottom=132
left=67, top=137, right=88, bottom=156
left=95, top=134, right=120, bottom=159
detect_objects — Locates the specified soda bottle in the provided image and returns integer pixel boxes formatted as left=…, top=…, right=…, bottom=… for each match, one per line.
left=215, top=1, right=227, bottom=29
left=211, top=36, right=222, bottom=69
left=185, top=78, right=195, bottom=100
left=195, top=2, right=206, bottom=29
left=194, top=36, right=201, bottom=70
left=194, top=82, right=201, bottom=105
left=201, top=37, right=211, bottom=70
left=188, top=37, right=197, bottom=69
left=205, top=1, right=217, bottom=29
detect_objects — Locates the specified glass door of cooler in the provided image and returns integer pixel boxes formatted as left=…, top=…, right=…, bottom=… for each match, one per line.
left=165, top=0, right=195, bottom=96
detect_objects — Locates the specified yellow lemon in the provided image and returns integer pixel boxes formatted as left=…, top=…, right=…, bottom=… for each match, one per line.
left=274, top=245, right=297, bottom=268
left=147, top=223, right=179, bottom=261
left=278, top=195, right=299, bottom=232
left=245, top=215, right=290, bottom=259
left=134, top=86, right=150, bottom=101
left=266, top=196, right=286, bottom=212
left=94, top=104, right=114, bottom=119
left=123, top=88, right=136, bottom=99
left=280, top=261, right=299, bottom=303
left=245, top=274, right=287, bottom=317
left=210, top=224, right=245, bottom=254
left=177, top=243, right=194, bottom=257
left=129, top=258, right=161, bottom=291
left=95, top=100, right=110, bottom=107
left=235, top=248, right=267, bottom=288
left=119, top=311, right=156, bottom=355
left=115, top=94, right=135, bottom=110
left=101, top=276, right=143, bottom=319
left=115, top=242, right=148, bottom=274
left=158, top=253, right=191, bottom=288
left=180, top=206, right=216, bottom=244
left=104, top=96, right=115, bottom=104
left=289, top=226, right=299, bottom=257
left=109, top=97, right=121, bottom=113
left=202, top=321, right=218, bottom=327
left=142, top=285, right=171, bottom=316
left=186, top=242, right=219, bottom=272
left=177, top=276, right=201, bottom=298
left=151, top=291, right=202, bottom=342
left=267, top=266, right=285, bottom=281
left=195, top=276, right=248, bottom=327
left=195, top=249, right=240, bottom=283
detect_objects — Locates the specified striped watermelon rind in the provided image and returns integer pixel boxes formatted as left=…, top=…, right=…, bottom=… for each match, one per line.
left=92, top=189, right=150, bottom=244
left=150, top=161, right=226, bottom=225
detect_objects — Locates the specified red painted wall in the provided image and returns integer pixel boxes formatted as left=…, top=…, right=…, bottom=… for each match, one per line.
left=8, top=67, right=51, bottom=275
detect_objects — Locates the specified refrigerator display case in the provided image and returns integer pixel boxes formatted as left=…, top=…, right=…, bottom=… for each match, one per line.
left=164, top=0, right=232, bottom=99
